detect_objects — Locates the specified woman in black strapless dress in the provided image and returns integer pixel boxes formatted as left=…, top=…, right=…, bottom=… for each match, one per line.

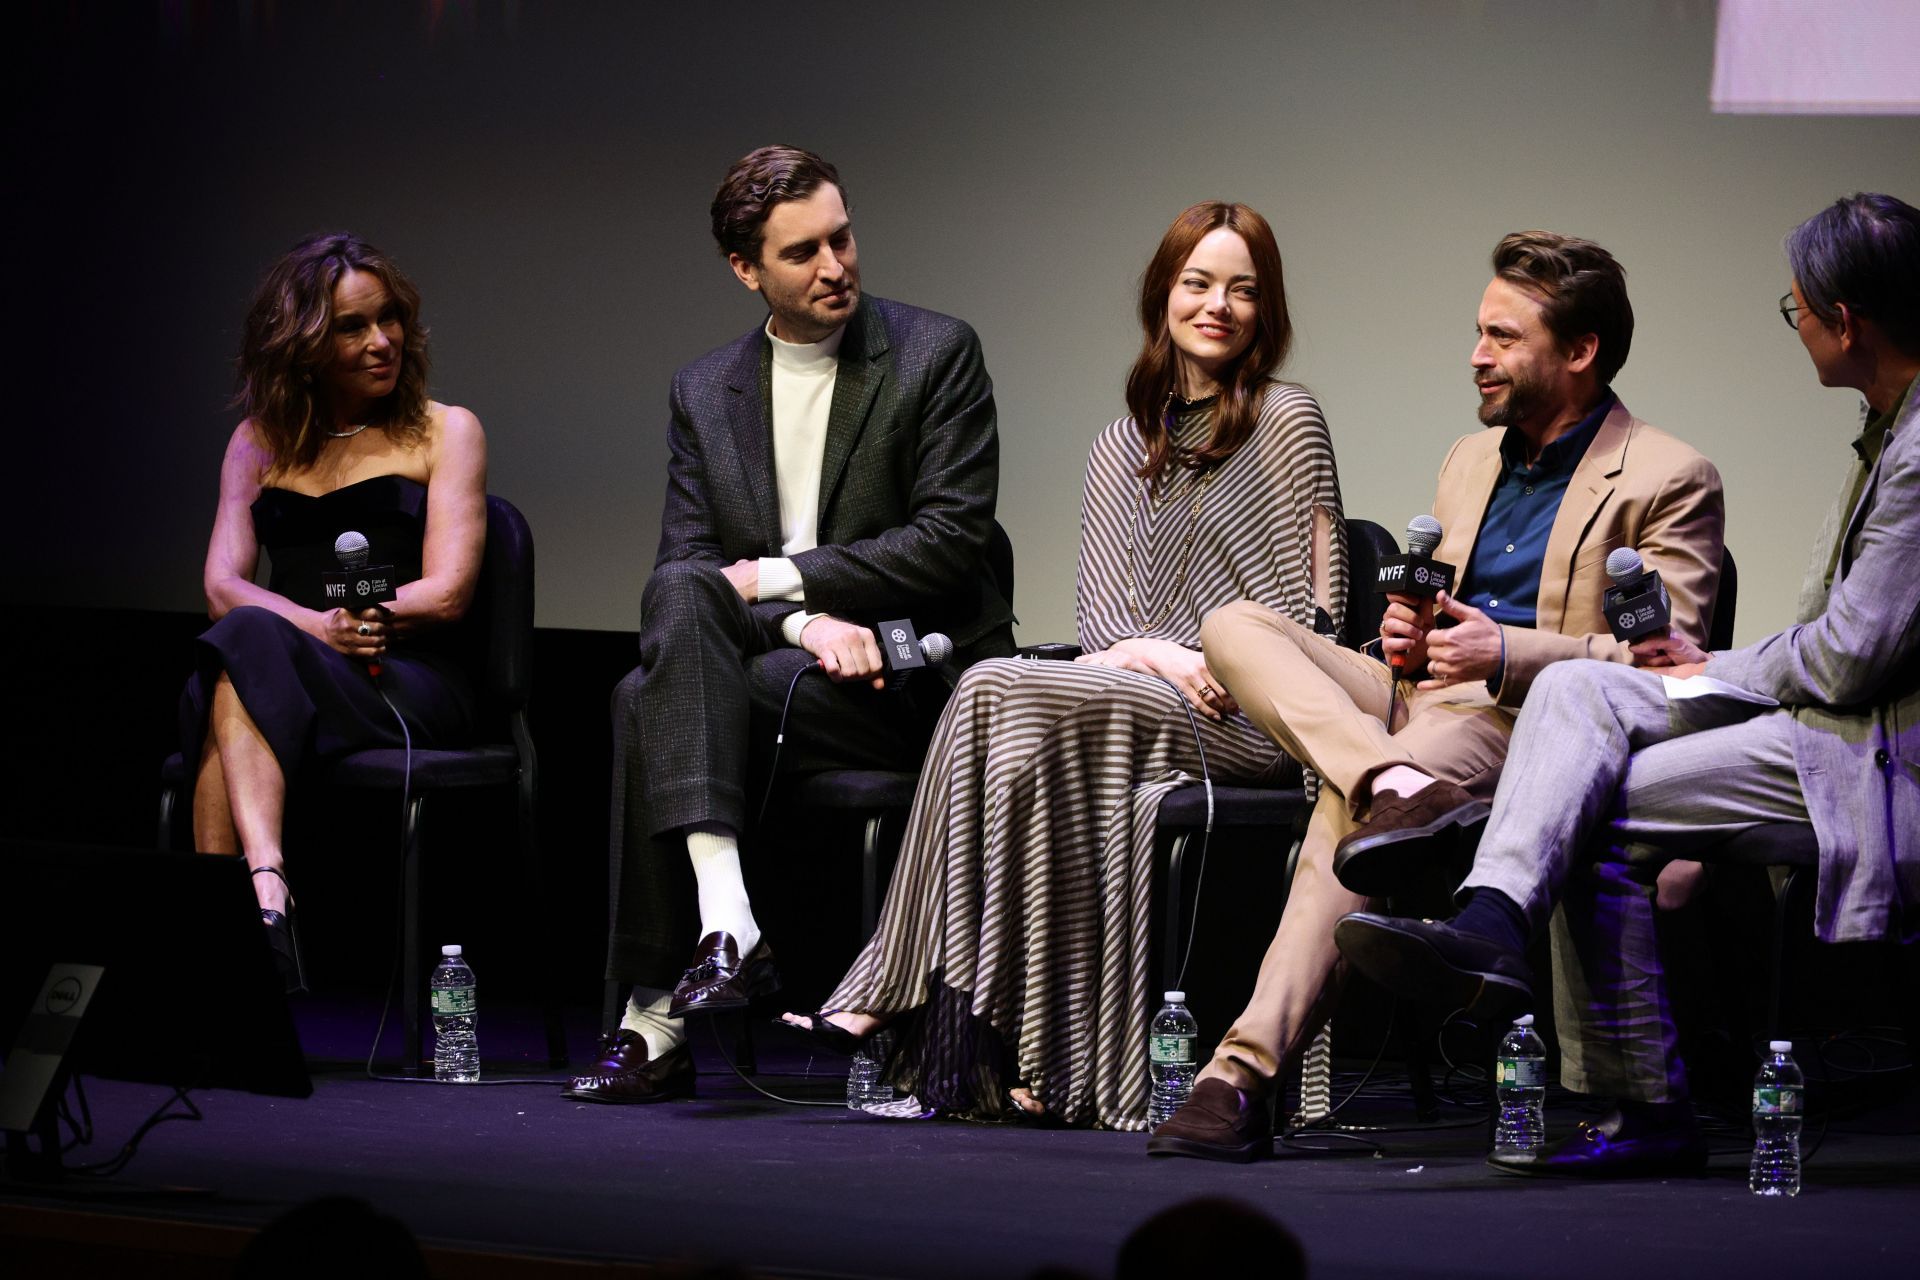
left=181, top=232, right=488, bottom=989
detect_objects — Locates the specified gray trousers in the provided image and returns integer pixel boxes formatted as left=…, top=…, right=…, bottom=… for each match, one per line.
left=604, top=560, right=947, bottom=989
left=1462, top=659, right=1808, bottom=1101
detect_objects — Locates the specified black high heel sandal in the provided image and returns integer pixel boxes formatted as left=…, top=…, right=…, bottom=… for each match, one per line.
left=774, top=1010, right=874, bottom=1056
left=252, top=864, right=307, bottom=994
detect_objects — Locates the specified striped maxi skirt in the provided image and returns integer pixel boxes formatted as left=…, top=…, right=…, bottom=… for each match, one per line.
left=825, top=656, right=1294, bottom=1130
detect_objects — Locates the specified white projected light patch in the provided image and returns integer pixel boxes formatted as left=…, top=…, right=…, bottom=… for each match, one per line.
left=1712, top=0, right=1920, bottom=114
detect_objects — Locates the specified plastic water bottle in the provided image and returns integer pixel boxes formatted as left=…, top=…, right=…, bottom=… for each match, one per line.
left=1749, top=1040, right=1804, bottom=1196
left=847, top=1029, right=895, bottom=1110
left=1147, top=991, right=1199, bottom=1129
left=430, top=944, right=479, bottom=1082
left=1493, top=1014, right=1547, bottom=1157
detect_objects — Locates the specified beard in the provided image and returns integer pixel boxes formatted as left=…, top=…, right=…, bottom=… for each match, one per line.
left=1475, top=368, right=1547, bottom=427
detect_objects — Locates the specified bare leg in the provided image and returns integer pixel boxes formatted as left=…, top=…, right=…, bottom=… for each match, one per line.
left=1200, top=793, right=1365, bottom=1095
left=191, top=728, right=239, bottom=855
left=206, top=672, right=290, bottom=915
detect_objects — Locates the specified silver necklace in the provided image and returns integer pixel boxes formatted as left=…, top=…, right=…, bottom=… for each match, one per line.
left=325, top=423, right=371, bottom=439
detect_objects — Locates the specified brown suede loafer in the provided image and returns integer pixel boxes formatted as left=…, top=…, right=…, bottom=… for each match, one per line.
left=562, top=1032, right=695, bottom=1104
left=1332, top=781, right=1490, bottom=896
left=1145, top=1078, right=1273, bottom=1162
left=668, top=931, right=781, bottom=1019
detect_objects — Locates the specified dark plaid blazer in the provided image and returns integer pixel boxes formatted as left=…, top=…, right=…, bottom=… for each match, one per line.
left=654, top=295, right=1014, bottom=662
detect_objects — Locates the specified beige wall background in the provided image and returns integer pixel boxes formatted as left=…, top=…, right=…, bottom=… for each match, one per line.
left=21, top=1, right=1918, bottom=647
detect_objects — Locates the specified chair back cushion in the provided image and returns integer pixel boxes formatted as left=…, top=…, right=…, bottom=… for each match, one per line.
left=1343, top=518, right=1399, bottom=651
left=1709, top=547, right=1738, bottom=651
left=456, top=495, right=535, bottom=715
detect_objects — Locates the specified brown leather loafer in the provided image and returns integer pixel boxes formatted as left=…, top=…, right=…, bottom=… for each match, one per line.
left=668, top=932, right=781, bottom=1018
left=1332, top=781, right=1490, bottom=896
left=1145, top=1078, right=1273, bottom=1162
left=562, top=1032, right=695, bottom=1104
left=1489, top=1104, right=1708, bottom=1178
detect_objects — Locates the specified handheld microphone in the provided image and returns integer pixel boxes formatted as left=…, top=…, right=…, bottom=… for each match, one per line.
left=1374, top=515, right=1457, bottom=600
left=808, top=618, right=953, bottom=687
left=326, top=531, right=398, bottom=608
left=1376, top=516, right=1458, bottom=672
left=330, top=530, right=397, bottom=677
left=1603, top=547, right=1672, bottom=643
left=875, top=618, right=952, bottom=686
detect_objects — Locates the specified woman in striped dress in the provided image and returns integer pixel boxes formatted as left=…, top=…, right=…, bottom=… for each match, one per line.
left=782, top=201, right=1346, bottom=1129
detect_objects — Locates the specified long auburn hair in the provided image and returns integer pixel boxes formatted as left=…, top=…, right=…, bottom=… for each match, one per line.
left=1124, top=201, right=1292, bottom=488
left=233, top=232, right=431, bottom=476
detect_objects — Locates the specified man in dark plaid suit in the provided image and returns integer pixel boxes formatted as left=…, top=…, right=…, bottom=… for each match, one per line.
left=569, top=146, right=1013, bottom=1102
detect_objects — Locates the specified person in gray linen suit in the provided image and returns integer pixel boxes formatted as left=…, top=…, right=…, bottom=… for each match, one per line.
left=1335, top=192, right=1920, bottom=1177
left=567, top=145, right=1012, bottom=1104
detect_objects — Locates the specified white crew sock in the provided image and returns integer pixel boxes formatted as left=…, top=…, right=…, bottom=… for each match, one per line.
left=620, top=986, right=684, bottom=1060
left=687, top=825, right=761, bottom=956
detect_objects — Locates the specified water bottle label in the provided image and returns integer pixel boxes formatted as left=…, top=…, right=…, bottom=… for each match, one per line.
left=1149, top=1034, right=1194, bottom=1065
left=1496, top=1057, right=1544, bottom=1088
left=431, top=987, right=476, bottom=1016
left=1752, top=1085, right=1802, bottom=1115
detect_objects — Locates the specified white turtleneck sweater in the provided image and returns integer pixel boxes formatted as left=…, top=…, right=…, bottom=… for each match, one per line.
left=758, top=318, right=845, bottom=644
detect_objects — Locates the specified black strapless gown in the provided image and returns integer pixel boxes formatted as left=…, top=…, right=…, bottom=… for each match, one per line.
left=180, top=475, right=478, bottom=779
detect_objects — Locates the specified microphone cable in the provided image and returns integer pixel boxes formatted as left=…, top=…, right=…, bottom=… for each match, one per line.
left=359, top=658, right=568, bottom=1087
left=1147, top=673, right=1214, bottom=995
left=753, top=661, right=814, bottom=832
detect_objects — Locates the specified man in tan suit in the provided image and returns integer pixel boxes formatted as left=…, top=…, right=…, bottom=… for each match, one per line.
left=1338, top=192, right=1920, bottom=1178
left=1149, top=231, right=1725, bottom=1161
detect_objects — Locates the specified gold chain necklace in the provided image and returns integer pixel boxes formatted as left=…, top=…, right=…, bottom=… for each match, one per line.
left=1123, top=464, right=1218, bottom=630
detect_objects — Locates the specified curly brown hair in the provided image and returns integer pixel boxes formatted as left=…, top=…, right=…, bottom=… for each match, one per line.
left=234, top=232, right=431, bottom=474
left=1124, top=202, right=1293, bottom=488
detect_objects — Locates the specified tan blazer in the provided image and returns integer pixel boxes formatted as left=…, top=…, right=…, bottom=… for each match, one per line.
left=1429, top=398, right=1725, bottom=707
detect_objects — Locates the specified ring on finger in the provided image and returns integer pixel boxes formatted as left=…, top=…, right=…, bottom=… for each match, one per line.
left=357, top=623, right=372, bottom=636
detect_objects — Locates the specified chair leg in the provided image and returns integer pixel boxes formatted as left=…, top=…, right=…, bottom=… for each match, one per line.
left=513, top=746, right=567, bottom=1068
left=602, top=979, right=626, bottom=1039
left=861, top=813, right=885, bottom=939
left=1398, top=1001, right=1440, bottom=1121
left=735, top=1015, right=757, bottom=1076
left=1768, top=867, right=1801, bottom=1040
left=1163, top=831, right=1192, bottom=994
left=402, top=794, right=427, bottom=1075
left=157, top=783, right=179, bottom=851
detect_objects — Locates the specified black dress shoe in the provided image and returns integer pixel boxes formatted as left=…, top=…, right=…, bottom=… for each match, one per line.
left=1490, top=1105, right=1708, bottom=1178
left=1146, top=1079, right=1273, bottom=1163
left=1333, top=911, right=1533, bottom=1019
left=1332, top=782, right=1490, bottom=896
left=669, top=932, right=780, bottom=1018
left=562, top=1032, right=695, bottom=1104
left=253, top=865, right=306, bottom=994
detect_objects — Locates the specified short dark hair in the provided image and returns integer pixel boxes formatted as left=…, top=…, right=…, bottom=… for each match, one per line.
left=709, top=145, right=845, bottom=264
left=1787, top=193, right=1920, bottom=354
left=1491, top=231, right=1634, bottom=386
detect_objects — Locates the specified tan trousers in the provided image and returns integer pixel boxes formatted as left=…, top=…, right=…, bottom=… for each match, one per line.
left=1194, top=602, right=1518, bottom=1093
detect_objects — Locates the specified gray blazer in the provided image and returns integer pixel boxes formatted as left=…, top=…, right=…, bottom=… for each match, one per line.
left=1711, top=374, right=1920, bottom=944
left=656, top=295, right=1014, bottom=660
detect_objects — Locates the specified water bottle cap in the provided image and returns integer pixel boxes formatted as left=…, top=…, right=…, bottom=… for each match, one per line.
left=1163, top=990, right=1186, bottom=1003
left=1514, top=1014, right=1535, bottom=1027
left=1768, top=1039, right=1792, bottom=1052
left=441, top=944, right=463, bottom=956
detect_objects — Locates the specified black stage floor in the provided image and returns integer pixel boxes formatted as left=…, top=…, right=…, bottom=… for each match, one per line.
left=6, top=998, right=1919, bottom=1279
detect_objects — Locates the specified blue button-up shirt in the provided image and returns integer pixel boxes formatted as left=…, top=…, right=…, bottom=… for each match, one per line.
left=1459, top=393, right=1612, bottom=628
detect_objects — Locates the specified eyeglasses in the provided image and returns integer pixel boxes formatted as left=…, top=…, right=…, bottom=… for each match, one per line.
left=1778, top=293, right=1805, bottom=330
